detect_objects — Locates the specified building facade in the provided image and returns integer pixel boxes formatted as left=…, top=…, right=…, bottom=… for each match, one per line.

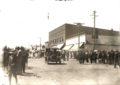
left=49, top=23, right=120, bottom=51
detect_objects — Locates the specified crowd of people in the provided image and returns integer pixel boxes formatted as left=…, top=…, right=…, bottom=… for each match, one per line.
left=0, top=46, right=29, bottom=85
left=61, top=49, right=120, bottom=68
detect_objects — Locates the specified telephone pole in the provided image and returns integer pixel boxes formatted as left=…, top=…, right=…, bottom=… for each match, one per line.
left=37, top=37, right=41, bottom=51
left=91, top=10, right=98, bottom=50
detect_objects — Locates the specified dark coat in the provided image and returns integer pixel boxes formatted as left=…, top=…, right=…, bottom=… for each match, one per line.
left=114, top=52, right=119, bottom=61
left=8, top=53, right=18, bottom=73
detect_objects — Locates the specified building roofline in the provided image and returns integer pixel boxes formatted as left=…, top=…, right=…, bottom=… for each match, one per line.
left=49, top=23, right=66, bottom=33
left=65, top=23, right=119, bottom=32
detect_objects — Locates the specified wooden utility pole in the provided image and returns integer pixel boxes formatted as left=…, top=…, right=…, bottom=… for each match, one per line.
left=91, top=10, right=98, bottom=50
left=37, top=37, right=41, bottom=50
left=37, top=37, right=41, bottom=58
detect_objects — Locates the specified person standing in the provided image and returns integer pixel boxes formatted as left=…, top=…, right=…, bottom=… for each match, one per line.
left=0, top=46, right=7, bottom=85
left=26, top=50, right=29, bottom=66
left=63, top=50, right=65, bottom=61
left=111, top=50, right=115, bottom=64
left=66, top=51, right=69, bottom=61
left=90, top=50, right=94, bottom=64
left=101, top=50, right=107, bottom=64
left=85, top=51, right=89, bottom=63
left=8, top=52, right=18, bottom=85
left=21, top=49, right=27, bottom=73
left=16, top=47, right=23, bottom=75
left=114, top=50, right=120, bottom=68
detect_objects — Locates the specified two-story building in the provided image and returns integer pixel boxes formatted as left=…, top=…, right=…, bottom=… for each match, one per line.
left=49, top=23, right=120, bottom=51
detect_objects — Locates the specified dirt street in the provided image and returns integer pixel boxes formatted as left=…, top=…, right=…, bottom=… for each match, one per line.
left=3, top=58, right=120, bottom=85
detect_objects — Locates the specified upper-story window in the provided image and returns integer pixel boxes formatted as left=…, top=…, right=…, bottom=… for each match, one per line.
left=49, top=41, right=50, bottom=45
left=57, top=38, right=58, bottom=43
left=55, top=39, right=56, bottom=43
left=62, top=36, right=64, bottom=42
left=60, top=37, right=61, bottom=42
left=53, top=39, right=54, bottom=44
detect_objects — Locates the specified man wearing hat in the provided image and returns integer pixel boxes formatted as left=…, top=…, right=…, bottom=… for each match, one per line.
left=8, top=50, right=18, bottom=85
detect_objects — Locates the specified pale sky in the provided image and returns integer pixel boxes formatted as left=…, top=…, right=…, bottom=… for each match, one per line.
left=0, top=0, right=119, bottom=48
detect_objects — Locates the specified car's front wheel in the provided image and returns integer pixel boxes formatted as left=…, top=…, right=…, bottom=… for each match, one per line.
left=47, top=59, right=49, bottom=64
left=45, top=57, right=47, bottom=63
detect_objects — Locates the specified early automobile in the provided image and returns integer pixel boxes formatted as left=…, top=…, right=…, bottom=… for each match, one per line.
left=45, top=47, right=62, bottom=64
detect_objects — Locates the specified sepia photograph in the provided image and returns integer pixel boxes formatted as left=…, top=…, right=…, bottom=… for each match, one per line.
left=0, top=0, right=119, bottom=85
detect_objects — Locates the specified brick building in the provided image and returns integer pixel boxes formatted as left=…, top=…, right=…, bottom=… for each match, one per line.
left=49, top=23, right=120, bottom=51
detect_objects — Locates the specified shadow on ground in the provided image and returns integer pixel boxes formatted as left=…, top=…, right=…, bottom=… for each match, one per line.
left=20, top=72, right=41, bottom=78
left=20, top=72, right=34, bottom=77
left=26, top=66, right=35, bottom=70
left=48, top=63, right=67, bottom=65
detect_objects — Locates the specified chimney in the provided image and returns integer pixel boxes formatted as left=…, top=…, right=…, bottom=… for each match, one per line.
left=111, top=28, right=113, bottom=31
left=111, top=28, right=113, bottom=36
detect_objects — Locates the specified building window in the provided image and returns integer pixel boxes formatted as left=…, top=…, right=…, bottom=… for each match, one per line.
left=62, top=36, right=64, bottom=42
left=57, top=38, right=58, bottom=43
left=49, top=41, right=50, bottom=45
left=53, top=39, right=54, bottom=44
left=60, top=37, right=61, bottom=42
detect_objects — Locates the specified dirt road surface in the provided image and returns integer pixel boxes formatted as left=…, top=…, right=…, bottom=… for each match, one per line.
left=2, top=58, right=120, bottom=85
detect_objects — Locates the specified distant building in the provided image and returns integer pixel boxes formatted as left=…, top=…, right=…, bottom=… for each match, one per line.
left=30, top=45, right=42, bottom=51
left=45, top=41, right=49, bottom=48
left=49, top=23, right=120, bottom=51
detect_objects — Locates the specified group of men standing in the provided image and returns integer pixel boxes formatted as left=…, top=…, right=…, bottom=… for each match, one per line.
left=0, top=46, right=29, bottom=85
left=74, top=50, right=120, bottom=68
left=58, top=49, right=120, bottom=68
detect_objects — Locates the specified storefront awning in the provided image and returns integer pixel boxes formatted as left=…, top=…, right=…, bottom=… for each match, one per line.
left=80, top=43, right=84, bottom=48
left=63, top=44, right=73, bottom=50
left=69, top=43, right=84, bottom=51
left=57, top=43, right=65, bottom=49
left=69, top=44, right=78, bottom=51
